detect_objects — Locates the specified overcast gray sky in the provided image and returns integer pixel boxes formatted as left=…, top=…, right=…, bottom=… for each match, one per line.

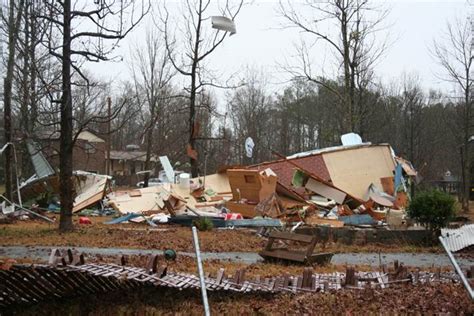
left=87, top=0, right=470, bottom=102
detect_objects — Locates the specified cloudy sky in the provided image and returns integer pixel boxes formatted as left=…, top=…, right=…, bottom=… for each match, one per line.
left=87, top=0, right=470, bottom=102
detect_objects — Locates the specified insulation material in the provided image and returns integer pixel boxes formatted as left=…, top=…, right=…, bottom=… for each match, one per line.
left=322, top=145, right=396, bottom=200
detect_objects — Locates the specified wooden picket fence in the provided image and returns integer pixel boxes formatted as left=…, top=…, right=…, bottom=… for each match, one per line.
left=0, top=249, right=460, bottom=309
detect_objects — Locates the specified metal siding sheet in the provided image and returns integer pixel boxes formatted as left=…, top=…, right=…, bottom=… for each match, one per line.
left=26, top=140, right=55, bottom=178
left=441, top=224, right=474, bottom=252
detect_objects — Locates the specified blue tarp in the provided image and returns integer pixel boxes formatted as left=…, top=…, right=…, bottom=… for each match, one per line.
left=340, top=214, right=377, bottom=226
left=105, top=213, right=141, bottom=224
left=394, top=163, right=403, bottom=192
left=225, top=218, right=282, bottom=227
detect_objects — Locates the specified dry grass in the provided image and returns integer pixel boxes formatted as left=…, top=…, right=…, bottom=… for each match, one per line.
left=0, top=216, right=441, bottom=254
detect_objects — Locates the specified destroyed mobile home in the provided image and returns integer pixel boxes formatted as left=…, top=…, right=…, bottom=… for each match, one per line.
left=103, top=142, right=416, bottom=230
left=5, top=139, right=417, bottom=232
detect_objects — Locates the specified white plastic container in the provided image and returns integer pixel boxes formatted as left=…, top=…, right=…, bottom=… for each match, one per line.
left=179, top=173, right=190, bottom=189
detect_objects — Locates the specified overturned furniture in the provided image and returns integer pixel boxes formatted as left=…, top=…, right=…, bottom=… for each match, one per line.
left=259, top=231, right=333, bottom=265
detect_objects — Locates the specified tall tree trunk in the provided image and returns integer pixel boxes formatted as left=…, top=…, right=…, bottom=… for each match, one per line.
left=462, top=72, right=471, bottom=212
left=143, top=106, right=156, bottom=187
left=340, top=9, right=352, bottom=132
left=20, top=1, right=30, bottom=178
left=59, top=0, right=74, bottom=232
left=4, top=0, right=25, bottom=201
left=29, top=0, right=37, bottom=131
left=189, top=0, right=202, bottom=178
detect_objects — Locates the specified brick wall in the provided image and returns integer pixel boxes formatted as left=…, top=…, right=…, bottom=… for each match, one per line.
left=73, top=139, right=106, bottom=174
left=42, top=139, right=106, bottom=174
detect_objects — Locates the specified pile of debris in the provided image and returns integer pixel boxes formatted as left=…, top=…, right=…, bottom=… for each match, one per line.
left=2, top=135, right=417, bottom=231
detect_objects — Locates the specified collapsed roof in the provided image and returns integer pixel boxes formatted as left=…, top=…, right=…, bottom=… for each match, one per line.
left=250, top=143, right=412, bottom=202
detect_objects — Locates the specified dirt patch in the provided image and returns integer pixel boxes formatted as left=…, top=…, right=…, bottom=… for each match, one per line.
left=0, top=217, right=442, bottom=254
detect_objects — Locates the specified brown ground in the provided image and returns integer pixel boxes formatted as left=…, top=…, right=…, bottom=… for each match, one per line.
left=1, top=216, right=469, bottom=315
left=1, top=252, right=470, bottom=314
left=0, top=216, right=441, bottom=253
left=6, top=282, right=473, bottom=315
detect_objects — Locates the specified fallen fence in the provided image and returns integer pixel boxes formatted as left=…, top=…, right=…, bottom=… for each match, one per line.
left=0, top=249, right=463, bottom=309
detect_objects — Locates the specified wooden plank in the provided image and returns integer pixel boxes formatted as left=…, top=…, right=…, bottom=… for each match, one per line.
left=15, top=270, right=56, bottom=299
left=267, top=231, right=314, bottom=243
left=48, top=269, right=90, bottom=295
left=1, top=271, right=44, bottom=302
left=380, top=177, right=395, bottom=195
left=26, top=268, right=67, bottom=299
left=304, top=217, right=345, bottom=228
left=259, top=250, right=306, bottom=262
left=48, top=248, right=61, bottom=267
left=302, top=268, right=312, bottom=288
left=216, top=268, right=225, bottom=285
left=69, top=270, right=108, bottom=293
left=306, top=253, right=334, bottom=265
left=0, top=271, right=37, bottom=303
left=36, top=267, right=81, bottom=296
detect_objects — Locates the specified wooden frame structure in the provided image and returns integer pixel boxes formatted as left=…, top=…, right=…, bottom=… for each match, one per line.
left=259, top=231, right=333, bottom=264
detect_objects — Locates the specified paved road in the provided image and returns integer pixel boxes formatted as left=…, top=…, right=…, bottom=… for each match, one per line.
left=1, top=245, right=472, bottom=267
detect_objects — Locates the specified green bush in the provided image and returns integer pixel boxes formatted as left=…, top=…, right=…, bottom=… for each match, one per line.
left=193, top=217, right=214, bottom=231
left=407, top=190, right=457, bottom=233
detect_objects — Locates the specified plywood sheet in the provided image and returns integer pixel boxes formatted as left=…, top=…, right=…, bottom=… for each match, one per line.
left=305, top=217, right=344, bottom=228
left=322, top=145, right=396, bottom=200
left=227, top=169, right=277, bottom=202
left=305, top=178, right=346, bottom=204
left=380, top=177, right=395, bottom=195
left=194, top=173, right=231, bottom=194
left=107, top=186, right=168, bottom=214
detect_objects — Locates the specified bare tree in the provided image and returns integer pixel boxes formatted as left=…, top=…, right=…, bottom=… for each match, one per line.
left=432, top=17, right=473, bottom=212
left=227, top=69, right=272, bottom=164
left=11, top=1, right=54, bottom=177
left=130, top=28, right=174, bottom=186
left=38, top=0, right=149, bottom=231
left=279, top=0, right=388, bottom=134
left=3, top=0, right=25, bottom=201
left=158, top=0, right=243, bottom=177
